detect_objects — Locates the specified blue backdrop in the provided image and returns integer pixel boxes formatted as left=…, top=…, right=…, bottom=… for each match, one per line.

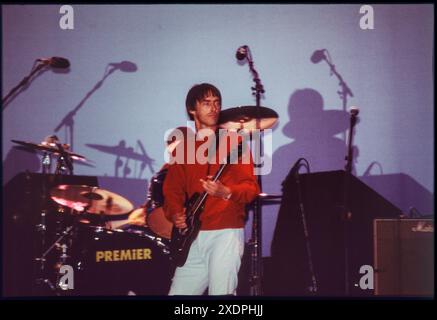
left=2, top=4, right=434, bottom=256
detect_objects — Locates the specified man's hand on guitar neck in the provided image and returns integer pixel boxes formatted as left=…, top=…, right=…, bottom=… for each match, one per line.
left=200, top=176, right=232, bottom=200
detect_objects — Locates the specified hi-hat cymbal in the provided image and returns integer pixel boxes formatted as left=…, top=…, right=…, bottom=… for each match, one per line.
left=11, top=139, right=87, bottom=161
left=50, top=185, right=133, bottom=215
left=218, top=106, right=278, bottom=130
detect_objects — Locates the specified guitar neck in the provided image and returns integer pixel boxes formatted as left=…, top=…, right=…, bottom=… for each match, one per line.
left=192, top=162, right=228, bottom=212
left=191, top=141, right=242, bottom=212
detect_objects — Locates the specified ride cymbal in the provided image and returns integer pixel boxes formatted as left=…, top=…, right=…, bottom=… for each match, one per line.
left=218, top=106, right=278, bottom=130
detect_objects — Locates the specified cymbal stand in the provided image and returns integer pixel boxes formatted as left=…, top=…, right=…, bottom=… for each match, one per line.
left=42, top=152, right=52, bottom=174
left=54, top=143, right=74, bottom=175
left=35, top=138, right=75, bottom=294
left=35, top=225, right=75, bottom=295
left=240, top=46, right=265, bottom=296
left=33, top=152, right=53, bottom=294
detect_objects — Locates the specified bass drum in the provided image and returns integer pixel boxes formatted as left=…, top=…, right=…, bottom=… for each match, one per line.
left=72, top=224, right=173, bottom=296
left=146, top=167, right=173, bottom=239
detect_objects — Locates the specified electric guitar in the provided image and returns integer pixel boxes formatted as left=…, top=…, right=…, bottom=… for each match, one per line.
left=169, top=141, right=243, bottom=267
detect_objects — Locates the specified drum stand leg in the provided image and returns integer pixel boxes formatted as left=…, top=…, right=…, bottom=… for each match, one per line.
left=249, top=132, right=263, bottom=296
left=33, top=163, right=52, bottom=295
left=34, top=225, right=74, bottom=295
left=249, top=195, right=262, bottom=296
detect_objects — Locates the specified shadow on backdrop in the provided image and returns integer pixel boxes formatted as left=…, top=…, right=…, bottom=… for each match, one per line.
left=309, top=48, right=354, bottom=143
left=86, top=139, right=155, bottom=179
left=54, top=61, right=137, bottom=151
left=2, top=60, right=70, bottom=111
left=265, top=88, right=350, bottom=194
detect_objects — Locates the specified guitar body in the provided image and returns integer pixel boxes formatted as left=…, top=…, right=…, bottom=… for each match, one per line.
left=170, top=192, right=204, bottom=267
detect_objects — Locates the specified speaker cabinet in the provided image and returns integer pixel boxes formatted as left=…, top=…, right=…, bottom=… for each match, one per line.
left=268, top=170, right=403, bottom=296
left=374, top=219, right=434, bottom=296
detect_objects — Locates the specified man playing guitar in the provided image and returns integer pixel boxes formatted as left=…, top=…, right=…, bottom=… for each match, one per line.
left=163, top=83, right=259, bottom=295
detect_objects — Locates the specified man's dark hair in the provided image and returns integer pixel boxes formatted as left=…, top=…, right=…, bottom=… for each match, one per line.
left=185, top=83, right=222, bottom=120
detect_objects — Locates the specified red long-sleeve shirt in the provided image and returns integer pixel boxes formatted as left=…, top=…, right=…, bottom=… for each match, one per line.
left=163, top=132, right=260, bottom=230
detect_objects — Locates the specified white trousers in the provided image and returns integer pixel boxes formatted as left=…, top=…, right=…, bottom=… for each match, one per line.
left=168, top=228, right=245, bottom=296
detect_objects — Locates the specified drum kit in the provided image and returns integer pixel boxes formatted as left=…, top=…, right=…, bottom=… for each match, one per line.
left=11, top=105, right=280, bottom=296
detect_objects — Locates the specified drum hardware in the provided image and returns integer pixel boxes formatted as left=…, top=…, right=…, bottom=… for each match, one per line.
left=11, top=137, right=93, bottom=294
left=42, top=152, right=52, bottom=174
left=34, top=225, right=75, bottom=295
left=116, top=224, right=170, bottom=254
left=11, top=137, right=89, bottom=175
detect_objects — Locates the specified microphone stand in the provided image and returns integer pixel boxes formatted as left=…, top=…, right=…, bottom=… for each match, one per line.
left=342, top=110, right=358, bottom=295
left=2, top=61, right=48, bottom=108
left=286, top=158, right=318, bottom=294
left=321, top=51, right=354, bottom=143
left=244, top=47, right=265, bottom=296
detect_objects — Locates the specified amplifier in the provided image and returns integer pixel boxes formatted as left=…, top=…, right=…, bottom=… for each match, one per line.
left=374, top=218, right=434, bottom=296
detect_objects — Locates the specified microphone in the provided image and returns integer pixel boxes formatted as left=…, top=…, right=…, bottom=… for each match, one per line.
left=409, top=206, right=423, bottom=218
left=236, top=45, right=248, bottom=60
left=37, top=57, right=70, bottom=69
left=108, top=61, right=138, bottom=72
left=310, top=49, right=326, bottom=63
left=349, top=106, right=360, bottom=117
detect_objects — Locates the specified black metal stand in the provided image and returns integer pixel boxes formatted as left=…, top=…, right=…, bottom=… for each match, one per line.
left=291, top=159, right=318, bottom=294
left=54, top=142, right=74, bottom=175
left=240, top=46, right=265, bottom=296
left=35, top=224, right=75, bottom=296
left=342, top=109, right=359, bottom=295
left=33, top=137, right=75, bottom=295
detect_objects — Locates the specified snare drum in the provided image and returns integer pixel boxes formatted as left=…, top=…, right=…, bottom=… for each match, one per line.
left=72, top=224, right=172, bottom=296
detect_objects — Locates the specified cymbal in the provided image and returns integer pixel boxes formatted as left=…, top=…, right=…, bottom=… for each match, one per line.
left=86, top=143, right=154, bottom=162
left=11, top=139, right=87, bottom=161
left=50, top=185, right=134, bottom=215
left=218, top=106, right=278, bottom=130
